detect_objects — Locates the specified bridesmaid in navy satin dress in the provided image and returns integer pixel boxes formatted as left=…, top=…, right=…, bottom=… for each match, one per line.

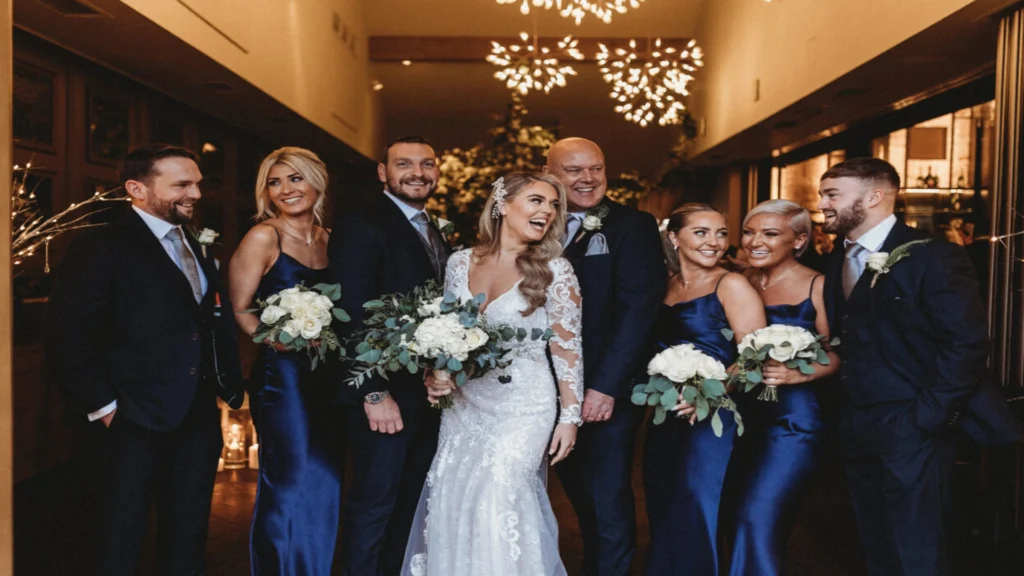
left=643, top=204, right=766, bottom=575
left=229, top=147, right=342, bottom=575
left=726, top=199, right=839, bottom=576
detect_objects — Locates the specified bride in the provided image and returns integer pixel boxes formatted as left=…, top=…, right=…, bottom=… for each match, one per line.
left=402, top=172, right=584, bottom=575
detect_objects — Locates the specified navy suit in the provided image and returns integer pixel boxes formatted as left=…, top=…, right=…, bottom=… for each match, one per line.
left=824, top=220, right=1021, bottom=576
left=328, top=193, right=449, bottom=576
left=47, top=209, right=244, bottom=575
left=556, top=199, right=665, bottom=576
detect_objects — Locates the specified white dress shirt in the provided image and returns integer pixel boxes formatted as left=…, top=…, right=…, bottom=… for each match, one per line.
left=87, top=206, right=209, bottom=422
left=384, top=189, right=430, bottom=224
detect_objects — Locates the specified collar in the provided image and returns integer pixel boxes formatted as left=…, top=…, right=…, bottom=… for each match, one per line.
left=845, top=214, right=897, bottom=253
left=383, top=190, right=428, bottom=222
left=569, top=210, right=587, bottom=220
left=133, top=205, right=180, bottom=240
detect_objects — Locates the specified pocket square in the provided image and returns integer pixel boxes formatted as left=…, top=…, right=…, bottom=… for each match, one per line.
left=585, top=233, right=609, bottom=256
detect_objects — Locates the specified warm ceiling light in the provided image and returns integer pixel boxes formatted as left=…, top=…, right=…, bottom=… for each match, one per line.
left=201, top=142, right=218, bottom=153
left=486, top=32, right=584, bottom=96
left=372, top=81, right=384, bottom=91
left=402, top=60, right=412, bottom=66
left=495, top=0, right=643, bottom=25
left=596, top=38, right=704, bottom=127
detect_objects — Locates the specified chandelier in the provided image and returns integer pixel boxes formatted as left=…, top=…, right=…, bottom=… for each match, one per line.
left=596, top=38, right=704, bottom=127
left=487, top=32, right=584, bottom=96
left=495, top=0, right=643, bottom=25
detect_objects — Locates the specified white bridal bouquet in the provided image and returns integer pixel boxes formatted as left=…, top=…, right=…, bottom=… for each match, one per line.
left=349, top=281, right=551, bottom=409
left=729, top=325, right=839, bottom=402
left=249, top=283, right=350, bottom=369
left=631, top=343, right=741, bottom=437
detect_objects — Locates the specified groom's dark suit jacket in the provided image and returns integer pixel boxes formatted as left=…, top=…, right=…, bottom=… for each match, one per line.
left=47, top=209, right=244, bottom=432
left=824, top=219, right=1021, bottom=444
left=329, top=193, right=451, bottom=408
left=563, top=198, right=666, bottom=399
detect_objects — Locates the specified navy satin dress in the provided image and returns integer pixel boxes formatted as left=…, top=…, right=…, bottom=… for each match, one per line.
left=727, top=276, right=827, bottom=576
left=249, top=231, right=343, bottom=576
left=643, top=275, right=739, bottom=575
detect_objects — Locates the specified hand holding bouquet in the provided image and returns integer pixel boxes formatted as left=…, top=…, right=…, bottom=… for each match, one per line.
left=248, top=283, right=350, bottom=370
left=348, top=281, right=551, bottom=409
left=727, top=325, right=839, bottom=402
left=631, top=343, right=741, bottom=437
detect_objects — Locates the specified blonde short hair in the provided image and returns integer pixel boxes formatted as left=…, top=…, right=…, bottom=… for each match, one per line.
left=743, top=199, right=812, bottom=256
left=254, top=147, right=329, bottom=225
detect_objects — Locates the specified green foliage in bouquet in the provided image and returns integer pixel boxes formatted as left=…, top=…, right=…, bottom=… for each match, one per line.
left=249, top=283, right=350, bottom=370
left=723, top=326, right=840, bottom=402
left=632, top=374, right=740, bottom=437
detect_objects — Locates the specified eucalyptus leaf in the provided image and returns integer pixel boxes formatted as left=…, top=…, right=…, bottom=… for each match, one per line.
left=652, top=375, right=673, bottom=393
left=388, top=361, right=401, bottom=372
left=434, top=356, right=448, bottom=370
left=447, top=358, right=463, bottom=372
left=333, top=308, right=351, bottom=322
left=720, top=328, right=735, bottom=340
left=279, top=331, right=295, bottom=345
left=701, top=378, right=726, bottom=397
left=710, top=410, right=724, bottom=437
left=631, top=392, right=649, bottom=406
left=695, top=396, right=710, bottom=421
left=798, top=360, right=816, bottom=375
left=652, top=407, right=667, bottom=425
left=364, top=300, right=385, bottom=309
left=816, top=349, right=830, bottom=365
left=745, top=370, right=762, bottom=384
left=734, top=410, right=745, bottom=437
left=647, top=393, right=662, bottom=406
left=406, top=362, right=419, bottom=374
left=633, top=384, right=647, bottom=395
left=456, top=371, right=468, bottom=386
left=399, top=349, right=411, bottom=365
left=681, top=386, right=697, bottom=404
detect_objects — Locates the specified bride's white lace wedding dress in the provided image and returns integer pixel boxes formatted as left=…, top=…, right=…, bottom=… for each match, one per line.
left=402, top=249, right=584, bottom=576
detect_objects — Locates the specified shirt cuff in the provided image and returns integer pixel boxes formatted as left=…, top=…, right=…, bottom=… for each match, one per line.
left=88, top=400, right=117, bottom=422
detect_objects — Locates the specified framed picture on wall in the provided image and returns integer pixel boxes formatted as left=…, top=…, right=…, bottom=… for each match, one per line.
left=86, top=88, right=133, bottom=166
left=13, top=62, right=56, bottom=153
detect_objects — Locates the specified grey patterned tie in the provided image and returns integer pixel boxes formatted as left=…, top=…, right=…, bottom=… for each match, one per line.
left=412, top=212, right=443, bottom=280
left=842, top=242, right=865, bottom=299
left=564, top=214, right=581, bottom=248
left=166, top=227, right=204, bottom=303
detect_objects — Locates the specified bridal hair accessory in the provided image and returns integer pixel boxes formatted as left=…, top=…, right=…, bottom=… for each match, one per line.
left=490, top=177, right=508, bottom=219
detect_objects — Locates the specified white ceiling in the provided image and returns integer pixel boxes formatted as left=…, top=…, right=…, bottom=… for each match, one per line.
left=361, top=0, right=707, bottom=38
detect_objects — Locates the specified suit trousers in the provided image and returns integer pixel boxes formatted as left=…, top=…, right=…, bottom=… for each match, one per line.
left=555, top=400, right=642, bottom=576
left=839, top=402, right=956, bottom=576
left=342, top=404, right=440, bottom=576
left=98, top=382, right=222, bottom=576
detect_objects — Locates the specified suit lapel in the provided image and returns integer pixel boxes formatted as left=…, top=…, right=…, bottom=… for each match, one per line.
left=121, top=211, right=202, bottom=311
left=378, top=195, right=436, bottom=279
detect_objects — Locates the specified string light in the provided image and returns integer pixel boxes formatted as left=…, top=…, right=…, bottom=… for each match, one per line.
left=597, top=38, right=704, bottom=127
left=487, top=32, right=584, bottom=96
left=495, top=0, right=643, bottom=25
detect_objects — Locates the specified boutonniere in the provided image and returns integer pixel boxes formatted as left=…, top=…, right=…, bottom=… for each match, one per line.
left=429, top=213, right=455, bottom=239
left=191, top=227, right=220, bottom=258
left=866, top=239, right=930, bottom=288
left=582, top=204, right=610, bottom=232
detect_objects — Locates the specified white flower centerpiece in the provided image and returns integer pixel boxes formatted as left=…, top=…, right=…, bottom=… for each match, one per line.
left=631, top=343, right=741, bottom=437
left=249, top=283, right=350, bottom=369
left=349, top=281, right=552, bottom=409
left=729, top=325, right=839, bottom=402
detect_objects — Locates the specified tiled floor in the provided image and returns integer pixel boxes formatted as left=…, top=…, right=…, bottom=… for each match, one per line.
left=15, top=431, right=1020, bottom=575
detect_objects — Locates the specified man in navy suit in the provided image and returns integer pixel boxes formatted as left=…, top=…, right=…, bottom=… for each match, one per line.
left=819, top=157, right=1020, bottom=576
left=48, top=144, right=245, bottom=575
left=545, top=138, right=665, bottom=576
left=329, top=136, right=450, bottom=576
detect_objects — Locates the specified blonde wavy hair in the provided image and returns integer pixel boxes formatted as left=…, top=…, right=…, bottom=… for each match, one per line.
left=662, top=202, right=722, bottom=274
left=475, top=172, right=568, bottom=316
left=254, top=147, right=329, bottom=225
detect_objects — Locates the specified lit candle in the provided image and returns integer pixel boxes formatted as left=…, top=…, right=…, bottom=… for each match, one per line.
left=217, top=457, right=225, bottom=472
left=249, top=444, right=260, bottom=469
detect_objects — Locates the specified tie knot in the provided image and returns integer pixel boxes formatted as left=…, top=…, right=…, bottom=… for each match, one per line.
left=166, top=227, right=185, bottom=243
left=412, top=212, right=430, bottom=225
left=845, top=241, right=864, bottom=258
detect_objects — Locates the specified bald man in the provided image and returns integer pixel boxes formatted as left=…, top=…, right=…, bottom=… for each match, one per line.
left=544, top=138, right=665, bottom=576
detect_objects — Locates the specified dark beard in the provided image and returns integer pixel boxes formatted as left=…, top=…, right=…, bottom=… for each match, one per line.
left=822, top=201, right=866, bottom=236
left=149, top=197, right=194, bottom=225
left=386, top=176, right=436, bottom=204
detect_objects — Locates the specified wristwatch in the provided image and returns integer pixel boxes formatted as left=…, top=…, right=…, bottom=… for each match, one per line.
left=365, top=391, right=390, bottom=405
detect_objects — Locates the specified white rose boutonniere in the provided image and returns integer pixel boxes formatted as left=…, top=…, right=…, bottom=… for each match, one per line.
left=429, top=213, right=455, bottom=239
left=582, top=204, right=610, bottom=232
left=866, top=239, right=931, bottom=288
left=192, top=227, right=219, bottom=258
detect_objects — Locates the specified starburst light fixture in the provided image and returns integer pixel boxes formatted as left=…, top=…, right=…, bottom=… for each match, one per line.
left=596, top=38, right=705, bottom=127
left=495, top=0, right=643, bottom=25
left=487, top=32, right=584, bottom=96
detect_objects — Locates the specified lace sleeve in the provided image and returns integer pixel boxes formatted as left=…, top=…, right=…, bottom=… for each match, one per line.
left=546, top=259, right=584, bottom=426
left=443, top=249, right=470, bottom=295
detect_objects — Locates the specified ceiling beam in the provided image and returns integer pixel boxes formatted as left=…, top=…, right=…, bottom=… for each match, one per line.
left=369, top=36, right=694, bottom=63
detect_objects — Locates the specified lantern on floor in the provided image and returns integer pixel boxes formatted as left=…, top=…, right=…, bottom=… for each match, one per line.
left=220, top=399, right=252, bottom=470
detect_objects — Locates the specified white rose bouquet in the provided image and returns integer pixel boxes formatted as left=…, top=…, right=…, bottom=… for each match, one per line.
left=631, top=343, right=741, bottom=437
left=348, top=280, right=552, bottom=409
left=729, top=325, right=839, bottom=402
left=248, top=283, right=350, bottom=369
